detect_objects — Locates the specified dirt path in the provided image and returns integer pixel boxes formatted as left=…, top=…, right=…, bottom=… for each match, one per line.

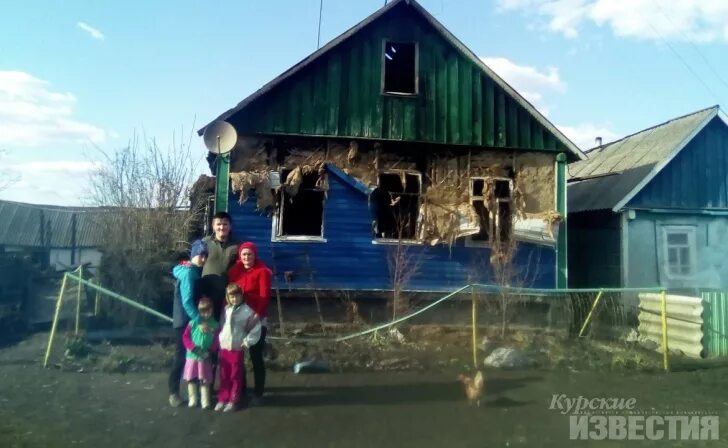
left=1, top=333, right=727, bottom=448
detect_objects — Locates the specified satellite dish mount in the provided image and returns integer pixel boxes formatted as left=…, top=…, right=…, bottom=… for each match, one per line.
left=202, top=120, right=238, bottom=214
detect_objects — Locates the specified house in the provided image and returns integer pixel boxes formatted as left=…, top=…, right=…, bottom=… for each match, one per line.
left=197, top=0, right=584, bottom=292
left=567, top=105, right=728, bottom=290
left=0, top=199, right=104, bottom=271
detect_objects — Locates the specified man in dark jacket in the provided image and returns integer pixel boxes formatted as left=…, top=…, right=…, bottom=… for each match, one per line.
left=168, top=239, right=208, bottom=407
left=201, top=212, right=240, bottom=319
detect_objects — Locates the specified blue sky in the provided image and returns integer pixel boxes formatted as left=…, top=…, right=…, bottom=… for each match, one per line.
left=2, top=0, right=728, bottom=205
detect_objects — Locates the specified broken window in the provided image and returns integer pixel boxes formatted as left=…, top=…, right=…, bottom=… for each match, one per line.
left=470, top=178, right=490, bottom=242
left=276, top=169, right=325, bottom=239
left=383, top=41, right=417, bottom=95
left=375, top=171, right=422, bottom=240
left=468, top=177, right=513, bottom=244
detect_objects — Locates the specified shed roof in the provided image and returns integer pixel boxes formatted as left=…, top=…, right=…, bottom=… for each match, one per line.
left=568, top=106, right=724, bottom=213
left=0, top=200, right=106, bottom=248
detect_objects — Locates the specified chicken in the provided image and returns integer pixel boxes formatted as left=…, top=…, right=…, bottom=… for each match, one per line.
left=459, top=370, right=485, bottom=407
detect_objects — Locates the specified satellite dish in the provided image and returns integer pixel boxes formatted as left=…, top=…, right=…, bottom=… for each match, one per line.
left=203, top=120, right=237, bottom=155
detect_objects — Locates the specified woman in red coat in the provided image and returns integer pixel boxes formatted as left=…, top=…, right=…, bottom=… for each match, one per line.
left=227, top=241, right=272, bottom=405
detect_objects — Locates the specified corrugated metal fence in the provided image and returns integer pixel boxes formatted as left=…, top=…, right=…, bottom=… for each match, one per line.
left=637, top=291, right=728, bottom=359
left=701, top=290, right=728, bottom=358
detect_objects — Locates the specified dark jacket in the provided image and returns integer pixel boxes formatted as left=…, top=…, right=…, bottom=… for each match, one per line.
left=172, top=261, right=203, bottom=329
left=201, top=235, right=239, bottom=312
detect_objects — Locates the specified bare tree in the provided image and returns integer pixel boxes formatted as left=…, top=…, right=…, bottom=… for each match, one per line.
left=88, top=128, right=203, bottom=324
left=385, top=206, right=424, bottom=321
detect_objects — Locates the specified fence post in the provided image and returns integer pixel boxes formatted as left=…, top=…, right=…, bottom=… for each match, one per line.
left=93, top=279, right=101, bottom=316
left=44, top=273, right=68, bottom=368
left=660, top=290, right=670, bottom=372
left=75, top=265, right=83, bottom=335
left=578, top=289, right=604, bottom=337
left=471, top=285, right=478, bottom=369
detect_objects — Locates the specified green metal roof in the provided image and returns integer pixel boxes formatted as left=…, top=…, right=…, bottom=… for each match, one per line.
left=199, top=0, right=584, bottom=160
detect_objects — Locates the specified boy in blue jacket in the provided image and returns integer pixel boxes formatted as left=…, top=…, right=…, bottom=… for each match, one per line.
left=168, top=239, right=208, bottom=407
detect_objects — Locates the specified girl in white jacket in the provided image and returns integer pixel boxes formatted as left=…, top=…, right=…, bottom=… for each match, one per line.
left=215, top=283, right=261, bottom=412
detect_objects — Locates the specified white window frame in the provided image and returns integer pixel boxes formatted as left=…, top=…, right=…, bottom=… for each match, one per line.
left=271, top=169, right=327, bottom=243
left=465, top=177, right=513, bottom=248
left=661, top=225, right=697, bottom=280
left=372, top=169, right=423, bottom=244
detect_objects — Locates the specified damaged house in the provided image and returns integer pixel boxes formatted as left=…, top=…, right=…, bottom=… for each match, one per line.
left=568, top=106, right=728, bottom=290
left=196, top=0, right=584, bottom=292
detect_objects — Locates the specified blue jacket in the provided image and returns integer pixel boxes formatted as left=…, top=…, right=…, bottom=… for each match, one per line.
left=172, top=261, right=202, bottom=329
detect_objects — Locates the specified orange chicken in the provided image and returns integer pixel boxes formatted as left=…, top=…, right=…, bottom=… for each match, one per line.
left=459, top=370, right=485, bottom=407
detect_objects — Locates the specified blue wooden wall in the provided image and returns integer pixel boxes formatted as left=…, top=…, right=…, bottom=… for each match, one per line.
left=228, top=171, right=555, bottom=292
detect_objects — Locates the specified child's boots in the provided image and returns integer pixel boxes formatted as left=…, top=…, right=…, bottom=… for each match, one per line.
left=200, top=384, right=211, bottom=410
left=187, top=382, right=199, bottom=408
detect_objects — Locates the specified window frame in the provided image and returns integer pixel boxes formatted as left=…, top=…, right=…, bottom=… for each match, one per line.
left=372, top=169, right=423, bottom=244
left=661, top=225, right=697, bottom=280
left=465, top=176, right=514, bottom=248
left=380, top=39, right=419, bottom=97
left=271, top=168, right=327, bottom=243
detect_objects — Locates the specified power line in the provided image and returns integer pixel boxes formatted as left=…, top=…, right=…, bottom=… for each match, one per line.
left=651, top=0, right=728, bottom=94
left=643, top=14, right=724, bottom=105
left=317, top=0, right=324, bottom=49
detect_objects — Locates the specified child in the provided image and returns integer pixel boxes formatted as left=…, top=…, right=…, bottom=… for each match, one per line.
left=168, top=239, right=208, bottom=408
left=182, top=296, right=219, bottom=409
left=215, top=283, right=261, bottom=412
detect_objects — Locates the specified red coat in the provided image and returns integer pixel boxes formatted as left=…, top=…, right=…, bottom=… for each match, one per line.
left=228, top=243, right=272, bottom=319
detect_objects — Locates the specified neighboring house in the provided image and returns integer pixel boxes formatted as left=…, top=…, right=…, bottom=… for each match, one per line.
left=568, top=105, right=728, bottom=290
left=198, top=0, right=584, bottom=292
left=0, top=199, right=104, bottom=272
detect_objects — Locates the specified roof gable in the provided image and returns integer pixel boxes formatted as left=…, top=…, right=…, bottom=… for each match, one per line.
left=568, top=106, right=726, bottom=213
left=199, top=0, right=583, bottom=160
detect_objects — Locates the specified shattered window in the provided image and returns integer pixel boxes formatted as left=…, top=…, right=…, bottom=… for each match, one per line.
left=375, top=171, right=421, bottom=240
left=469, top=177, right=512, bottom=244
left=470, top=178, right=490, bottom=242
left=277, top=169, right=325, bottom=238
left=663, top=226, right=695, bottom=277
left=383, top=41, right=417, bottom=95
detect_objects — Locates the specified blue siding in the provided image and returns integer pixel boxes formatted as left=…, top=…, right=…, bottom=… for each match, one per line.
left=229, top=174, right=555, bottom=292
left=626, top=210, right=728, bottom=290
left=630, top=118, right=728, bottom=209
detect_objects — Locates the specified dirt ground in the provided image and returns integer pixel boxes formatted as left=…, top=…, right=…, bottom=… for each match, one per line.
left=1, top=330, right=728, bottom=448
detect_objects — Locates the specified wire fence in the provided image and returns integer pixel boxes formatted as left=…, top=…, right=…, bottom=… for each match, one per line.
left=43, top=271, right=728, bottom=374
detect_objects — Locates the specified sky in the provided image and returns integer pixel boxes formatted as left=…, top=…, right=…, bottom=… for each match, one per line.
left=1, top=0, right=728, bottom=206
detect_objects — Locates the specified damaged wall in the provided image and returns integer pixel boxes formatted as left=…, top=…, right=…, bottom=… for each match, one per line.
left=214, top=135, right=559, bottom=248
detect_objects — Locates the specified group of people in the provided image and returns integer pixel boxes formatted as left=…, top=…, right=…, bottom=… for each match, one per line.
left=167, top=212, right=273, bottom=412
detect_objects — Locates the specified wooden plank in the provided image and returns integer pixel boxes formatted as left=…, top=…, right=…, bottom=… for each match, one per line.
left=349, top=41, right=362, bottom=137
left=435, top=50, right=448, bottom=143
left=532, top=119, right=544, bottom=149
left=327, top=53, right=341, bottom=135
left=472, top=70, right=482, bottom=146
left=391, top=98, right=404, bottom=140
left=403, top=99, right=416, bottom=140
left=448, top=56, right=460, bottom=144
left=519, top=108, right=531, bottom=149
left=496, top=89, right=506, bottom=147
left=361, top=38, right=373, bottom=138
left=507, top=98, right=518, bottom=148
left=484, top=77, right=495, bottom=146
left=459, top=61, right=473, bottom=145
left=300, top=71, right=314, bottom=134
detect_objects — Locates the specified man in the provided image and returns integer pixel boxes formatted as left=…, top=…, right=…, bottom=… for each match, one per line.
left=168, top=239, right=208, bottom=407
left=201, top=212, right=240, bottom=318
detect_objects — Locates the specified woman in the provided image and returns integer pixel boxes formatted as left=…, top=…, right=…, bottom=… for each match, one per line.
left=227, top=241, right=272, bottom=406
